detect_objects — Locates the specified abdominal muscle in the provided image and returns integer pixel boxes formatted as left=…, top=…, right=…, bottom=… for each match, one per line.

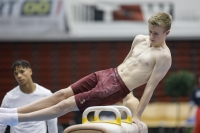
left=117, top=63, right=152, bottom=91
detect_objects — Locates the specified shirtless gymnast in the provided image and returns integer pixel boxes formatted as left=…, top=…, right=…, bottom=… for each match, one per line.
left=0, top=12, right=172, bottom=133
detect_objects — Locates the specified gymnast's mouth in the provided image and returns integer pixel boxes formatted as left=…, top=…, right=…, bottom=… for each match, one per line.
left=18, top=79, right=24, bottom=84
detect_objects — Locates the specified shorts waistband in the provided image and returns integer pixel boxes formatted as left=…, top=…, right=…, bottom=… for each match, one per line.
left=113, top=68, right=130, bottom=93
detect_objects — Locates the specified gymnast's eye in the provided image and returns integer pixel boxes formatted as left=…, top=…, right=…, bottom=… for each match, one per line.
left=20, top=70, right=25, bottom=74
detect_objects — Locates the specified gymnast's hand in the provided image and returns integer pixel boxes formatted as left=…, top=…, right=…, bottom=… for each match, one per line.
left=132, top=117, right=143, bottom=133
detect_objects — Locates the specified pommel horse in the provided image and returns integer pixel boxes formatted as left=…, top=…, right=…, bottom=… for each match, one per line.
left=64, top=106, right=148, bottom=133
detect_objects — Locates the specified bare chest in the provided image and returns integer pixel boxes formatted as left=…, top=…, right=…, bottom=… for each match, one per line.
left=131, top=45, right=155, bottom=68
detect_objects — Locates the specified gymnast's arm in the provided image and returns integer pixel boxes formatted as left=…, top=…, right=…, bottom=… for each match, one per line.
left=133, top=53, right=171, bottom=123
left=122, top=92, right=139, bottom=116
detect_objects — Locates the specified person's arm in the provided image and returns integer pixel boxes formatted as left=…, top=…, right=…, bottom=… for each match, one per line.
left=0, top=95, right=9, bottom=132
left=0, top=124, right=7, bottom=133
left=188, top=101, right=197, bottom=119
left=187, top=91, right=197, bottom=121
left=123, top=92, right=139, bottom=116
left=46, top=118, right=58, bottom=133
left=133, top=53, right=171, bottom=129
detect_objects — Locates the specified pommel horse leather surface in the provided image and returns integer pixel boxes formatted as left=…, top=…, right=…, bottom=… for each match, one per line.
left=63, top=122, right=148, bottom=133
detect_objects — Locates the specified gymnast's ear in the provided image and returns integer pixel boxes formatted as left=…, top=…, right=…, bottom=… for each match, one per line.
left=165, top=30, right=170, bottom=35
left=28, top=68, right=33, bottom=76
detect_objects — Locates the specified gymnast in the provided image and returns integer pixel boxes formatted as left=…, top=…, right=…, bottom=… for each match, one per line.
left=0, top=12, right=172, bottom=133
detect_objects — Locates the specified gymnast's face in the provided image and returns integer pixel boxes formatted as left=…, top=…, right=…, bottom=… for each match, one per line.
left=13, top=66, right=32, bottom=86
left=148, top=24, right=170, bottom=47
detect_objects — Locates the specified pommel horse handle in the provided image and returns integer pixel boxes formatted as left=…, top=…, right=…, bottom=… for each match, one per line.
left=111, top=106, right=132, bottom=124
left=94, top=106, right=132, bottom=124
left=82, top=106, right=122, bottom=125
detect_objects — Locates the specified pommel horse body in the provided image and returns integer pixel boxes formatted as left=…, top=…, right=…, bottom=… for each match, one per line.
left=64, top=106, right=148, bottom=133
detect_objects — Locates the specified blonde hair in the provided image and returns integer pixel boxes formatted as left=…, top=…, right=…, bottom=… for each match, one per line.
left=148, top=12, right=172, bottom=31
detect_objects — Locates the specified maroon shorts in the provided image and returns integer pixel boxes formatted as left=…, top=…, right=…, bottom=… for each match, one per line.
left=71, top=68, right=130, bottom=111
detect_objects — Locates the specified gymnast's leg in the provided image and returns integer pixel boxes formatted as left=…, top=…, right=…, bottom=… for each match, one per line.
left=0, top=96, right=78, bottom=126
left=0, top=86, right=74, bottom=114
left=18, top=87, right=75, bottom=113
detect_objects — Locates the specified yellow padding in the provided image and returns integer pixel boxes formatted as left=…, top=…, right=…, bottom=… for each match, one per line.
left=82, top=117, right=121, bottom=125
left=82, top=117, right=88, bottom=124
left=94, top=116, right=100, bottom=121
left=121, top=116, right=132, bottom=124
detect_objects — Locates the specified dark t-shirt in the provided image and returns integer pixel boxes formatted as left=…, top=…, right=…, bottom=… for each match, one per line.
left=190, top=88, right=200, bottom=106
